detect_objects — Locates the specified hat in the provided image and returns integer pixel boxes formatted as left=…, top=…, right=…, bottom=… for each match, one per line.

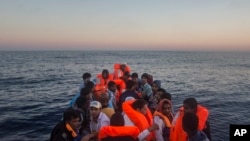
left=90, top=101, right=102, bottom=109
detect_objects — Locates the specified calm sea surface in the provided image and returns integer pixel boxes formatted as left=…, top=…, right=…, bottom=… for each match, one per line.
left=0, top=51, right=249, bottom=141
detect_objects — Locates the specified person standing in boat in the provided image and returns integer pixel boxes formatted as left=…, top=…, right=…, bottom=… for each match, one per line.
left=95, top=69, right=113, bottom=89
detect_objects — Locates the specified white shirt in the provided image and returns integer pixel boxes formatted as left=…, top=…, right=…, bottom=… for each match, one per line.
left=90, top=112, right=110, bottom=133
left=154, top=116, right=165, bottom=141
left=123, top=113, right=151, bottom=141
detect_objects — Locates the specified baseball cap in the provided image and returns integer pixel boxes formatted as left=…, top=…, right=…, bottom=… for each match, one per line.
left=90, top=101, right=102, bottom=109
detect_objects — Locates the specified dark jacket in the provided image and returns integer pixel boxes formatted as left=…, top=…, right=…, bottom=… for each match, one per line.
left=50, top=121, right=80, bottom=141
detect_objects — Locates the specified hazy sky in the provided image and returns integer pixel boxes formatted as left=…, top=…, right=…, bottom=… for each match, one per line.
left=1, top=0, right=250, bottom=51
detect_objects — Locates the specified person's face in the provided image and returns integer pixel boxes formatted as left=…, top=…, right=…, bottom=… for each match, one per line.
left=132, top=77, right=138, bottom=83
left=162, top=103, right=172, bottom=116
left=67, top=117, right=81, bottom=132
left=183, top=103, right=195, bottom=114
left=141, top=77, right=147, bottom=84
left=152, top=83, right=159, bottom=93
left=90, top=107, right=101, bottom=118
left=109, top=84, right=116, bottom=92
left=84, top=78, right=90, bottom=85
left=137, top=104, right=147, bottom=115
left=155, top=91, right=162, bottom=101
left=102, top=72, right=108, bottom=79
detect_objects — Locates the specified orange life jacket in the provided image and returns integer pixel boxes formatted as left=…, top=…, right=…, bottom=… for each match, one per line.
left=113, top=79, right=126, bottom=101
left=169, top=105, right=209, bottom=141
left=98, top=126, right=140, bottom=140
left=122, top=100, right=154, bottom=141
left=93, top=85, right=106, bottom=100
left=154, top=111, right=172, bottom=128
left=96, top=73, right=113, bottom=88
left=113, top=63, right=131, bottom=80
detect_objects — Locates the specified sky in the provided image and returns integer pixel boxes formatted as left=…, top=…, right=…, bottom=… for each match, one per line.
left=0, top=0, right=250, bottom=51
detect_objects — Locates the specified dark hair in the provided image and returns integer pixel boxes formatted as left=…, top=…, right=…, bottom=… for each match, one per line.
left=126, top=80, right=136, bottom=89
left=131, top=72, right=138, bottom=78
left=157, top=88, right=167, bottom=93
left=161, top=91, right=172, bottom=101
left=132, top=99, right=148, bottom=110
left=63, top=107, right=81, bottom=122
left=75, top=96, right=87, bottom=109
left=183, top=98, right=197, bottom=110
left=182, top=112, right=198, bottom=133
left=82, top=73, right=91, bottom=80
left=108, top=81, right=116, bottom=88
left=102, top=69, right=109, bottom=74
left=124, top=71, right=130, bottom=77
left=110, top=112, right=124, bottom=126
left=85, top=81, right=95, bottom=90
left=80, top=87, right=91, bottom=97
left=141, top=73, right=148, bottom=79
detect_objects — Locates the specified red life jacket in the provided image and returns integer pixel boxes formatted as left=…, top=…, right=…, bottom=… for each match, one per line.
left=98, top=126, right=140, bottom=140
left=122, top=100, right=154, bottom=141
left=113, top=63, right=131, bottom=80
left=169, top=105, right=209, bottom=141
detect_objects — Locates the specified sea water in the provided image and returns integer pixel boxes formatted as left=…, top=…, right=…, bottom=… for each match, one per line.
left=0, top=50, right=249, bottom=141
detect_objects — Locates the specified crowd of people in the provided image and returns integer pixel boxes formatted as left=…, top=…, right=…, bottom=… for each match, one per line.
left=50, top=63, right=211, bottom=141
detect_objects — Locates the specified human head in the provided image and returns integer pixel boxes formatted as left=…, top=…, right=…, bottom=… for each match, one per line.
left=98, top=92, right=109, bottom=107
left=90, top=101, right=102, bottom=118
left=85, top=81, right=95, bottom=93
left=80, top=87, right=91, bottom=100
left=63, top=108, right=81, bottom=132
left=183, top=98, right=198, bottom=114
left=132, top=99, right=148, bottom=115
left=108, top=81, right=116, bottom=92
left=152, top=80, right=161, bottom=93
left=141, top=73, right=148, bottom=84
left=120, top=64, right=127, bottom=72
left=122, top=71, right=131, bottom=81
left=182, top=112, right=198, bottom=136
left=158, top=99, right=172, bottom=117
left=102, top=69, right=109, bottom=79
left=110, top=112, right=124, bottom=126
left=75, top=96, right=89, bottom=110
left=82, top=73, right=91, bottom=84
left=131, top=72, right=139, bottom=83
left=155, top=88, right=166, bottom=102
left=126, top=80, right=136, bottom=90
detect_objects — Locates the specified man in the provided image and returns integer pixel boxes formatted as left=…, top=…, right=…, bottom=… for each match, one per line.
left=50, top=108, right=81, bottom=141
left=123, top=99, right=159, bottom=141
left=79, top=72, right=92, bottom=91
left=81, top=101, right=110, bottom=141
left=170, top=98, right=211, bottom=141
left=95, top=69, right=113, bottom=88
left=141, top=73, right=153, bottom=102
left=182, top=112, right=209, bottom=141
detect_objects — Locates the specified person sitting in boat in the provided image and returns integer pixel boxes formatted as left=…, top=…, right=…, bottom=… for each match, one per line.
left=131, top=72, right=142, bottom=93
left=79, top=72, right=92, bottom=91
left=98, top=112, right=140, bottom=141
left=81, top=101, right=110, bottom=141
left=148, top=80, right=161, bottom=113
left=73, top=96, right=91, bottom=137
left=140, top=73, right=153, bottom=102
left=113, top=63, right=131, bottom=80
left=117, top=80, right=141, bottom=112
left=95, top=69, right=113, bottom=88
left=170, top=98, right=211, bottom=141
left=155, top=88, right=172, bottom=104
left=69, top=81, right=95, bottom=107
left=154, top=99, right=174, bottom=141
left=50, top=108, right=82, bottom=141
left=182, top=112, right=209, bottom=141
left=98, top=92, right=115, bottom=119
left=122, top=99, right=159, bottom=141
left=107, top=81, right=118, bottom=110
